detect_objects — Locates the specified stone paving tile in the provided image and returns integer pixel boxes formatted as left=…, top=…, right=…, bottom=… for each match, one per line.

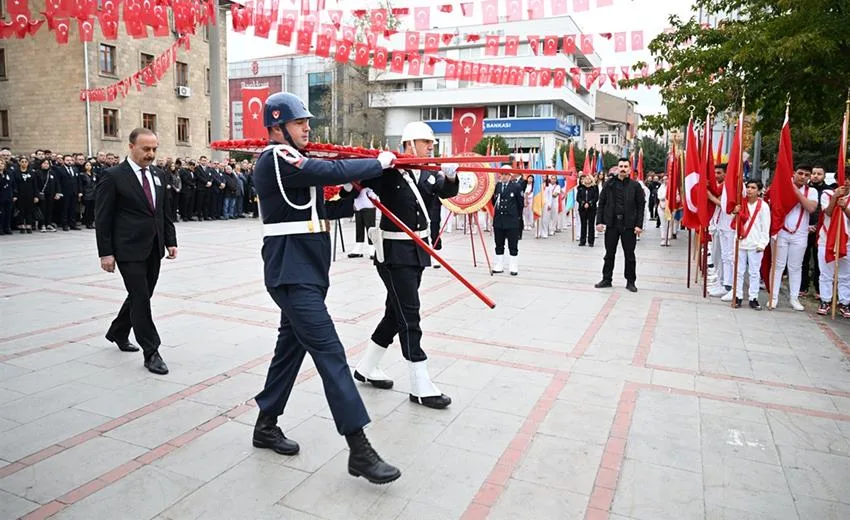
left=611, top=459, right=704, bottom=520
left=0, top=488, right=39, bottom=519
left=512, top=434, right=603, bottom=496
left=104, top=400, right=225, bottom=449
left=488, top=478, right=589, bottom=520
left=0, top=407, right=109, bottom=461
left=0, top=436, right=147, bottom=504
left=778, top=445, right=850, bottom=504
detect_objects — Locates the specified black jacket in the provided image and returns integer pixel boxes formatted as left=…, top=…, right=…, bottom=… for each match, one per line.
left=361, top=168, right=460, bottom=267
left=577, top=184, right=599, bottom=211
left=492, top=179, right=525, bottom=229
left=596, top=176, right=646, bottom=229
left=95, top=160, right=177, bottom=261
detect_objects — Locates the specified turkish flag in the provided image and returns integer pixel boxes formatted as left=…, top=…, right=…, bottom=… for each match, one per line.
left=390, top=50, right=405, bottom=73
left=408, top=53, right=422, bottom=75
left=242, top=85, right=269, bottom=139
left=614, top=32, right=626, bottom=52
left=528, top=35, right=539, bottom=55
left=276, top=18, right=294, bottom=45
left=424, top=32, right=439, bottom=54
left=489, top=65, right=503, bottom=84
left=461, top=2, right=473, bottom=16
left=8, top=0, right=29, bottom=17
left=365, top=31, right=377, bottom=49
left=424, top=56, right=436, bottom=75
left=631, top=31, right=644, bottom=51
left=481, top=0, right=498, bottom=24
left=54, top=17, right=70, bottom=43
left=296, top=30, right=312, bottom=54
left=506, top=0, right=522, bottom=21
left=551, top=0, right=567, bottom=15
left=460, top=61, right=473, bottom=81
left=607, top=67, right=618, bottom=88
left=373, top=47, right=388, bottom=69
left=328, top=9, right=342, bottom=27
left=414, top=6, right=430, bottom=30
left=477, top=63, right=490, bottom=83
left=370, top=9, right=387, bottom=33
left=405, top=31, right=419, bottom=52
left=621, top=66, right=631, bottom=80
left=354, top=43, right=370, bottom=66
left=553, top=68, right=565, bottom=88
left=543, top=35, right=558, bottom=55
left=580, top=34, right=594, bottom=54
left=335, top=40, right=352, bottom=63
left=527, top=68, right=539, bottom=86
left=562, top=34, right=576, bottom=54
left=254, top=12, right=272, bottom=38
left=505, top=35, right=519, bottom=55
left=766, top=111, right=799, bottom=236
left=570, top=67, right=581, bottom=88
left=539, top=68, right=551, bottom=86
left=527, top=0, right=543, bottom=18
left=441, top=33, right=455, bottom=45
left=445, top=59, right=458, bottom=80
left=485, top=35, right=499, bottom=56
left=826, top=108, right=849, bottom=263
left=341, top=25, right=355, bottom=42
left=682, top=117, right=702, bottom=230
left=452, top=107, right=485, bottom=153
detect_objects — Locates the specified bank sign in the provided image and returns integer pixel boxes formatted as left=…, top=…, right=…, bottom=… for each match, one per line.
left=427, top=118, right=581, bottom=137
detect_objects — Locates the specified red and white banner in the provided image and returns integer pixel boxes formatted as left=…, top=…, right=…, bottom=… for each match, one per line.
left=241, top=85, right=270, bottom=139
left=452, top=107, right=485, bottom=154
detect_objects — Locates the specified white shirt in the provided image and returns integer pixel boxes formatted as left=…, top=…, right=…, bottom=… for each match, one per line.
left=127, top=157, right=156, bottom=208
left=740, top=198, right=771, bottom=251
left=818, top=190, right=849, bottom=247
left=782, top=185, right=817, bottom=235
left=716, top=187, right=735, bottom=231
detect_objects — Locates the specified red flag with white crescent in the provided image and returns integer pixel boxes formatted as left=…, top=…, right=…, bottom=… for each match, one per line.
left=241, top=85, right=270, bottom=139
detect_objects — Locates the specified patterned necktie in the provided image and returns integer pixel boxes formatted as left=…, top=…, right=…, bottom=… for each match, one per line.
left=140, top=168, right=154, bottom=211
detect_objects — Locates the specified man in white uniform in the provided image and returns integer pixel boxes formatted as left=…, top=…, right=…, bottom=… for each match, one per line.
left=732, top=180, right=771, bottom=309
left=816, top=179, right=850, bottom=317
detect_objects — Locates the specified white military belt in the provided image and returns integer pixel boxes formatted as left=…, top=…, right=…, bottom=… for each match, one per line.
left=382, top=229, right=430, bottom=240
left=263, top=220, right=330, bottom=237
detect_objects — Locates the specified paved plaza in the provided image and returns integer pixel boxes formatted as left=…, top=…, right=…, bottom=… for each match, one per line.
left=1, top=218, right=850, bottom=520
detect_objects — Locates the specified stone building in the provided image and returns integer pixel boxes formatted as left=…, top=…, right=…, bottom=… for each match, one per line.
left=0, top=0, right=228, bottom=160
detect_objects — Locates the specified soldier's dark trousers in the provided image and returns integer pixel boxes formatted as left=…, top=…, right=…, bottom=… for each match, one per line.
left=371, top=264, right=427, bottom=362
left=256, top=284, right=370, bottom=436
left=579, top=208, right=596, bottom=245
left=179, top=189, right=195, bottom=220
left=494, top=226, right=519, bottom=255
left=602, top=223, right=637, bottom=284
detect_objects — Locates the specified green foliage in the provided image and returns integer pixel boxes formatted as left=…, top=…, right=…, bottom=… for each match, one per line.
left=472, top=135, right=511, bottom=155
left=552, top=141, right=619, bottom=172
left=637, top=136, right=669, bottom=173
left=621, top=0, right=850, bottom=167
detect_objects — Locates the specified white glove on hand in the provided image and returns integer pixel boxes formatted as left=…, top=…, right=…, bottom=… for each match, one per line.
left=377, top=151, right=396, bottom=169
left=365, top=188, right=380, bottom=201
left=343, top=183, right=353, bottom=192
left=441, top=163, right=459, bottom=180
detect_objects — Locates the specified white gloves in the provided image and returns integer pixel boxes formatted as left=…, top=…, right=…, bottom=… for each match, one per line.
left=441, top=163, right=459, bottom=180
left=342, top=183, right=353, bottom=192
left=377, top=151, right=396, bottom=169
left=353, top=188, right=379, bottom=211
left=365, top=188, right=380, bottom=201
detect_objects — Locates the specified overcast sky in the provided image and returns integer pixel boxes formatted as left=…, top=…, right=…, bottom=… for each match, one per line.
left=226, top=0, right=697, bottom=116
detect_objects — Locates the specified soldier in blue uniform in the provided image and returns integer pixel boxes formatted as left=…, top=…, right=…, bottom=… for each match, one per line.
left=348, top=122, right=459, bottom=409
left=251, top=92, right=401, bottom=484
left=491, top=166, right=527, bottom=275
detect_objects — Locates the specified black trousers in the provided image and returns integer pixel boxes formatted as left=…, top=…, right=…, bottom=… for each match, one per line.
left=801, top=231, right=819, bottom=293
left=602, top=224, right=637, bottom=283
left=494, top=226, right=519, bottom=255
left=60, top=194, right=78, bottom=227
left=167, top=191, right=179, bottom=222
left=0, top=201, right=12, bottom=231
left=82, top=199, right=95, bottom=227
left=179, top=189, right=195, bottom=220
left=108, top=244, right=162, bottom=358
left=354, top=208, right=375, bottom=243
left=371, top=264, right=427, bottom=362
left=579, top=207, right=596, bottom=245
left=195, top=189, right=210, bottom=219
left=210, top=189, right=224, bottom=218
left=39, top=197, right=54, bottom=227
left=255, top=284, right=370, bottom=435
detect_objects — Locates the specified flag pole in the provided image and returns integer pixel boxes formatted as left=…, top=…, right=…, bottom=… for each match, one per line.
left=831, top=92, right=850, bottom=319
left=703, top=228, right=709, bottom=298
left=687, top=229, right=692, bottom=287
left=731, top=95, right=746, bottom=308
left=768, top=98, right=792, bottom=310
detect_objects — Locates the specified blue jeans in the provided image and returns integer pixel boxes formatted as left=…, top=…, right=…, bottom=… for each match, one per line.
left=223, top=196, right=236, bottom=218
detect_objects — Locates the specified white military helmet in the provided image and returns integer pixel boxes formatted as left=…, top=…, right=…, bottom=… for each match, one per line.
left=400, top=121, right=436, bottom=145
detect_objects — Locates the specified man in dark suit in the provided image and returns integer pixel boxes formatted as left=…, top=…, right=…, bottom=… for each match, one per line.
left=350, top=121, right=459, bottom=410
left=95, top=127, right=177, bottom=375
left=491, top=166, right=526, bottom=275
left=595, top=158, right=646, bottom=292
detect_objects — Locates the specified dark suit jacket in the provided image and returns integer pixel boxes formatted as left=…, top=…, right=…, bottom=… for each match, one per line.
left=596, top=176, right=646, bottom=230
left=492, top=180, right=525, bottom=230
left=577, top=184, right=599, bottom=211
left=95, top=160, right=177, bottom=262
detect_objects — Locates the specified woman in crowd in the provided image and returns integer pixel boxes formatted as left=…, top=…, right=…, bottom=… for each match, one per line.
left=13, top=157, right=38, bottom=234
left=35, top=158, right=58, bottom=232
left=80, top=160, right=97, bottom=229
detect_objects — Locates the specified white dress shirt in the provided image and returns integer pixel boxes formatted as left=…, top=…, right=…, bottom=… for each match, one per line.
left=127, top=157, right=156, bottom=208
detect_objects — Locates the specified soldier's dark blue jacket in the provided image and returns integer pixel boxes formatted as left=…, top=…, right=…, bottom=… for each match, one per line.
left=492, top=178, right=526, bottom=230
left=253, top=143, right=384, bottom=288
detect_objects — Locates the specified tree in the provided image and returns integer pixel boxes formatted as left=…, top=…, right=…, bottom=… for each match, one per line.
left=637, top=136, right=669, bottom=173
left=552, top=142, right=619, bottom=172
left=472, top=135, right=511, bottom=155
left=315, top=2, right=401, bottom=145
left=623, top=0, right=850, bottom=168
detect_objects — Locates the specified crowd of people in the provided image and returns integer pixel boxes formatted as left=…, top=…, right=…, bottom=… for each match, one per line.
left=0, top=147, right=260, bottom=236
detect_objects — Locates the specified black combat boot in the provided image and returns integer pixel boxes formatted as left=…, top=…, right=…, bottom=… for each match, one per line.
left=252, top=412, right=300, bottom=455
left=345, top=429, right=401, bottom=484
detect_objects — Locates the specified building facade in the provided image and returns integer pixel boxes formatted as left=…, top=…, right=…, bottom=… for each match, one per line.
left=368, top=16, right=600, bottom=162
left=584, top=91, right=640, bottom=158
left=0, top=0, right=228, bottom=160
left=228, top=55, right=385, bottom=146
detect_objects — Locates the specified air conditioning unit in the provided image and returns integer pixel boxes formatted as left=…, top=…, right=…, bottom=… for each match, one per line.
left=176, top=86, right=191, bottom=97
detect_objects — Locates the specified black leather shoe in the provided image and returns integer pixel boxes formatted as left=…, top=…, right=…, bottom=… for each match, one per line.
left=346, top=429, right=401, bottom=484
left=106, top=334, right=140, bottom=352
left=354, top=370, right=394, bottom=390
left=253, top=412, right=300, bottom=455
left=409, top=394, right=452, bottom=409
left=348, top=253, right=364, bottom=258
left=144, top=352, right=169, bottom=375
left=595, top=280, right=612, bottom=288
left=626, top=283, right=638, bottom=293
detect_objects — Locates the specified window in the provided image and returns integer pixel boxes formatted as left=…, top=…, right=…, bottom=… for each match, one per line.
left=420, top=107, right=452, bottom=121
left=177, top=117, right=190, bottom=143
left=175, top=62, right=188, bottom=87
left=516, top=104, right=534, bottom=118
left=140, top=52, right=154, bottom=69
left=99, top=44, right=116, bottom=75
left=0, top=48, right=6, bottom=80
left=203, top=24, right=209, bottom=41
left=102, top=108, right=118, bottom=137
left=0, top=109, right=9, bottom=138
left=492, top=104, right=516, bottom=118
left=142, top=113, right=156, bottom=132
left=206, top=120, right=211, bottom=144
left=204, top=67, right=210, bottom=94
left=458, top=46, right=481, bottom=59
left=599, top=134, right=619, bottom=145
left=411, top=80, right=423, bottom=91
